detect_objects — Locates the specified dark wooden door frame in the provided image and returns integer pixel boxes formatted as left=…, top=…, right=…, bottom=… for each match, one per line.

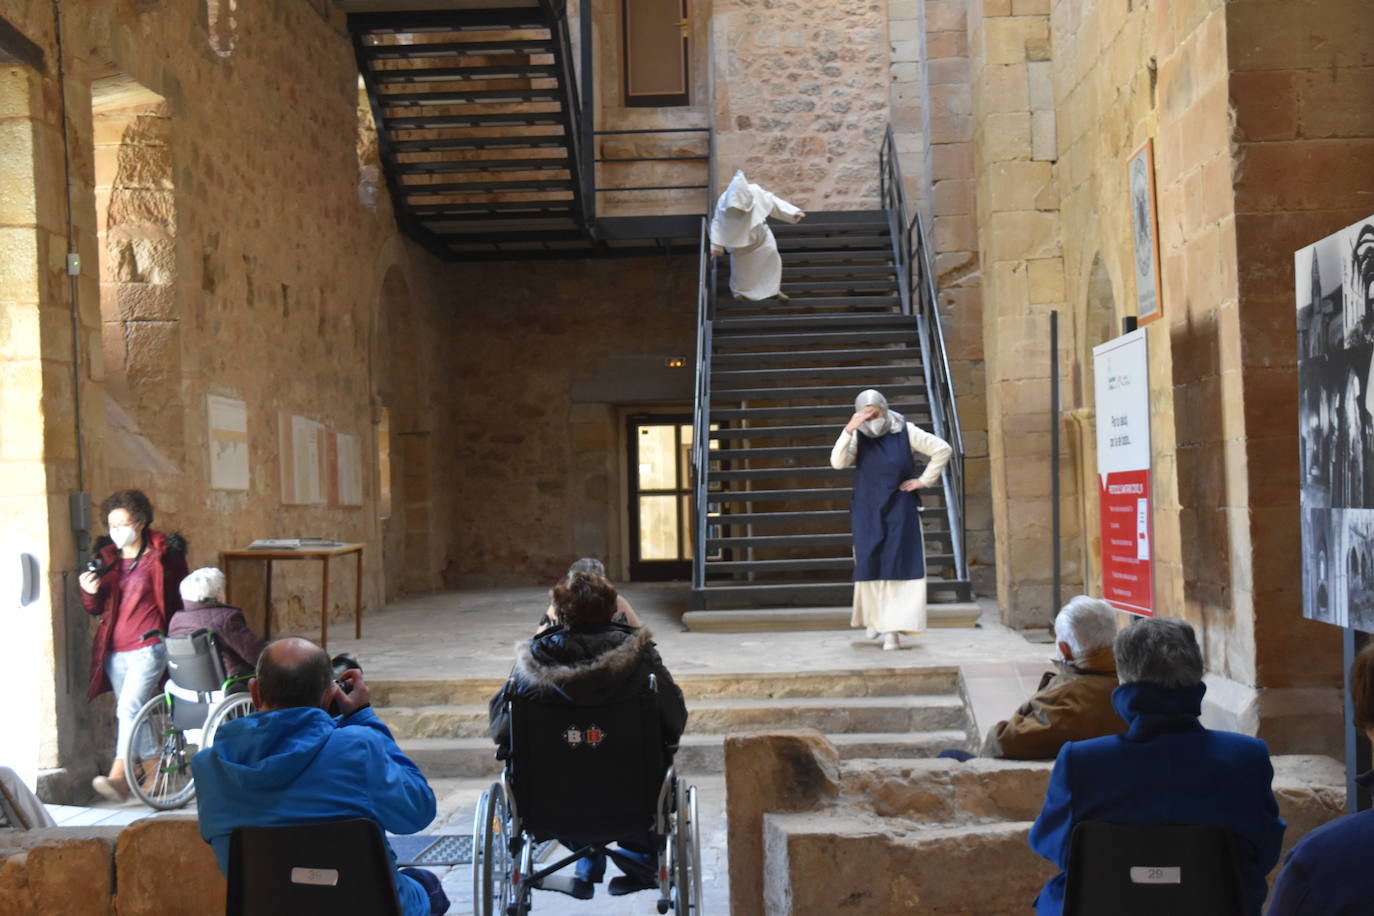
left=626, top=412, right=692, bottom=581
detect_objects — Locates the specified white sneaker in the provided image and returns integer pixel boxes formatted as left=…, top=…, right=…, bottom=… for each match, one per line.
left=865, top=626, right=878, bottom=640
left=882, top=633, right=901, bottom=651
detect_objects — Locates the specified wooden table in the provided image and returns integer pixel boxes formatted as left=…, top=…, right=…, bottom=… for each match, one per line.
left=221, top=543, right=364, bottom=650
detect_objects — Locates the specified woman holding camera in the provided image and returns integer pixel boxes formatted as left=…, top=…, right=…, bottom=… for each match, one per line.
left=78, top=489, right=188, bottom=801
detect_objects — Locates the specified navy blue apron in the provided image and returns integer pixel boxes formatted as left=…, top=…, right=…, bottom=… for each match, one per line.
left=852, top=428, right=926, bottom=582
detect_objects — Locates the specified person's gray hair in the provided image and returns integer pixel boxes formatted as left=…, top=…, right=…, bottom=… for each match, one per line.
left=567, top=557, right=606, bottom=578
left=180, top=567, right=226, bottom=603
left=1114, top=617, right=1204, bottom=688
left=1053, top=595, right=1118, bottom=659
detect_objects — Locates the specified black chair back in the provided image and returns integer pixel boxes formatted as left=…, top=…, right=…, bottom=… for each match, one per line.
left=165, top=628, right=228, bottom=694
left=1062, top=821, right=1246, bottom=916
left=225, top=818, right=400, bottom=916
left=509, top=684, right=664, bottom=841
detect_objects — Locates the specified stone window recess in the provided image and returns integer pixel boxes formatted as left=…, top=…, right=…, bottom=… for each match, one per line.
left=622, top=0, right=690, bottom=107
left=207, top=0, right=237, bottom=57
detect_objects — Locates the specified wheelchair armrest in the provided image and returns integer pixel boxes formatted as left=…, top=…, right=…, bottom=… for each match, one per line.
left=141, top=629, right=165, bottom=641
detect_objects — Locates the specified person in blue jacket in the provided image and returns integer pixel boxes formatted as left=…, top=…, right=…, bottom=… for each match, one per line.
left=1028, top=616, right=1286, bottom=916
left=1267, top=640, right=1374, bottom=915
left=193, top=637, right=448, bottom=916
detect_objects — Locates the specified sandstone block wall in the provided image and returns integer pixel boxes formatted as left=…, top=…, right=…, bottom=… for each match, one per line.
left=728, top=730, right=1348, bottom=916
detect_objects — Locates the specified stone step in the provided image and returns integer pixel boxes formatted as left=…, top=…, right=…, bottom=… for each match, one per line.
left=371, top=665, right=963, bottom=707
left=382, top=693, right=968, bottom=740
left=399, top=728, right=973, bottom=778
left=682, top=603, right=982, bottom=632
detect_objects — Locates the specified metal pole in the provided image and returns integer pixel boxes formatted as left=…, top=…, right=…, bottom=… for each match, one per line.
left=1051, top=311, right=1061, bottom=622
left=1345, top=627, right=1371, bottom=813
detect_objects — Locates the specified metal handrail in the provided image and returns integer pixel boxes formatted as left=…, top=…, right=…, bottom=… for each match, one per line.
left=880, top=125, right=969, bottom=587
left=691, top=218, right=715, bottom=596
left=540, top=0, right=591, bottom=229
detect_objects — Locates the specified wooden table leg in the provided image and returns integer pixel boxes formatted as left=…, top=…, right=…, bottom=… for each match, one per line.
left=223, top=555, right=232, bottom=606
left=264, top=559, right=273, bottom=640
left=355, top=547, right=363, bottom=639
left=321, top=555, right=331, bottom=650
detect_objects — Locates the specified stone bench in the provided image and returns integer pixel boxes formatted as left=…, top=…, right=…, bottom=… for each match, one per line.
left=727, top=730, right=1348, bottom=915
left=0, top=816, right=224, bottom=915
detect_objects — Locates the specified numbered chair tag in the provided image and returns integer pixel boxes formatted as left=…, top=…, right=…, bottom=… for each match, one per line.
left=1129, top=866, right=1182, bottom=885
left=290, top=867, right=340, bottom=887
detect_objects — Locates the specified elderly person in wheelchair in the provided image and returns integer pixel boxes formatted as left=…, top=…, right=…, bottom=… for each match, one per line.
left=487, top=571, right=689, bottom=903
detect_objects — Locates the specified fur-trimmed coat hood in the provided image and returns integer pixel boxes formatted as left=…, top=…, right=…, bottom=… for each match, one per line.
left=488, top=624, right=688, bottom=757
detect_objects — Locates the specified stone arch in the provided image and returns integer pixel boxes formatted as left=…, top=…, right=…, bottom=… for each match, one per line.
left=92, top=74, right=184, bottom=473
left=1079, top=255, right=1117, bottom=404
left=375, top=263, right=435, bottom=598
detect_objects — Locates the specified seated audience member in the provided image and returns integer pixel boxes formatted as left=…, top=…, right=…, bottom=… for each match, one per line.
left=490, top=572, right=687, bottom=900
left=1267, top=641, right=1374, bottom=915
left=980, top=595, right=1127, bottom=759
left=0, top=767, right=57, bottom=829
left=1028, top=617, right=1285, bottom=916
left=540, top=558, right=642, bottom=630
left=167, top=567, right=265, bottom=685
left=193, top=637, right=448, bottom=916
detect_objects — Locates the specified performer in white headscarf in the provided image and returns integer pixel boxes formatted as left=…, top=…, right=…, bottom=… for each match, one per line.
left=708, top=170, right=806, bottom=301
left=831, top=389, right=953, bottom=650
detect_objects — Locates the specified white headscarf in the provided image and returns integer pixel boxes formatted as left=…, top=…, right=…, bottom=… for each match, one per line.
left=709, top=170, right=768, bottom=250
left=855, top=389, right=906, bottom=438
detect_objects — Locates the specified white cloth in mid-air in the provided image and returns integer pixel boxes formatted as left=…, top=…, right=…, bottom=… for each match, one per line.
left=708, top=171, right=804, bottom=300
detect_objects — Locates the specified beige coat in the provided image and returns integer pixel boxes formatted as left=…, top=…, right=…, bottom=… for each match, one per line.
left=980, top=647, right=1127, bottom=760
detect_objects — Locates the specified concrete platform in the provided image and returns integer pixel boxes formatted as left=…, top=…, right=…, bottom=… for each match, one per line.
left=681, top=602, right=982, bottom=632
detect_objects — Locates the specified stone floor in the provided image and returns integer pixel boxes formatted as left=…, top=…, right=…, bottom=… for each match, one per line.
left=67, top=583, right=1054, bottom=914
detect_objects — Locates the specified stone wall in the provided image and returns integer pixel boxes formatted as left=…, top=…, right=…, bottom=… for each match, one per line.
left=443, top=255, right=697, bottom=585
left=0, top=0, right=454, bottom=790
left=0, top=817, right=224, bottom=915
left=712, top=0, right=891, bottom=209
left=971, top=0, right=1079, bottom=627
left=728, top=730, right=1347, bottom=916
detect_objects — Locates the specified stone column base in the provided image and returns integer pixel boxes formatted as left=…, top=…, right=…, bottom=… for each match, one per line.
left=1201, top=674, right=1343, bottom=758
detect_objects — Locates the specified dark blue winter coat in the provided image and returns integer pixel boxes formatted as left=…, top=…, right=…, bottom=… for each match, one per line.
left=193, top=705, right=436, bottom=916
left=1266, top=770, right=1374, bottom=916
left=1028, top=680, right=1286, bottom=916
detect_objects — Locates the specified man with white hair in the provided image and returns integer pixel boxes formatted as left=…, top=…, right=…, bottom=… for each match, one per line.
left=167, top=567, right=265, bottom=682
left=979, top=595, right=1127, bottom=759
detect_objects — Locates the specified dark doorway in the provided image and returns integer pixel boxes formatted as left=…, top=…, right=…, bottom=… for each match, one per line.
left=627, top=414, right=694, bottom=580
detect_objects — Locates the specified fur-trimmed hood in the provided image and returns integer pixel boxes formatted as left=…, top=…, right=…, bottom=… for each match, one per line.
left=513, top=624, right=654, bottom=695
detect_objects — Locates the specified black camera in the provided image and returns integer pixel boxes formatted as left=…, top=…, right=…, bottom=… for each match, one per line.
left=84, top=556, right=113, bottom=578
left=331, top=653, right=361, bottom=694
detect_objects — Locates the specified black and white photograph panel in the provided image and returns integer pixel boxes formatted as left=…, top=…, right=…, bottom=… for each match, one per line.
left=1327, top=508, right=1374, bottom=633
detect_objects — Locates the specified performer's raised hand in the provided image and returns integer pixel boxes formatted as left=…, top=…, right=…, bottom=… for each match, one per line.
left=898, top=478, right=925, bottom=492
left=845, top=405, right=880, bottom=432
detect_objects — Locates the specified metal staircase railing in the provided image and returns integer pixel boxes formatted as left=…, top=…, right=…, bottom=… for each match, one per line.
left=691, top=218, right=717, bottom=597
left=540, top=0, right=591, bottom=233
left=879, top=125, right=970, bottom=594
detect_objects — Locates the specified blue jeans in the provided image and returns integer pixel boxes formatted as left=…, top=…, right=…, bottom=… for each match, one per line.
left=566, top=832, right=655, bottom=883
left=106, top=643, right=167, bottom=762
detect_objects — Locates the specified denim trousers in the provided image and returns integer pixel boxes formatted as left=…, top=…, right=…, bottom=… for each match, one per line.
left=106, top=643, right=167, bottom=762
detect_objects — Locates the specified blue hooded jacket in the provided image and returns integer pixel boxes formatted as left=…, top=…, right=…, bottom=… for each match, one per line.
left=1266, top=769, right=1374, bottom=915
left=1028, top=681, right=1286, bottom=916
left=193, top=705, right=436, bottom=916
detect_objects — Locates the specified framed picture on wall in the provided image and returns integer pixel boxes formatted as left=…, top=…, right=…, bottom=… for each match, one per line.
left=1127, top=138, right=1164, bottom=326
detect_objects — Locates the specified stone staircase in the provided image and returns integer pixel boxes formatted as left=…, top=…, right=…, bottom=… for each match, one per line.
left=372, top=667, right=976, bottom=778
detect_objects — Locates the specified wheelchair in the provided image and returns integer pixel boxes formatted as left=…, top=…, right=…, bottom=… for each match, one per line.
left=123, top=627, right=255, bottom=809
left=472, top=675, right=703, bottom=915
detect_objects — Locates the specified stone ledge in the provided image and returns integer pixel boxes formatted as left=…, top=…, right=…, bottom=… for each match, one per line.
left=683, top=602, right=982, bottom=632
left=0, top=816, right=223, bottom=916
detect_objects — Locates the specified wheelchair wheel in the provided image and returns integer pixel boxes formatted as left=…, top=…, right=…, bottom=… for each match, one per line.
left=125, top=694, right=198, bottom=810
left=203, top=693, right=254, bottom=747
left=688, top=785, right=704, bottom=911
left=471, top=783, right=513, bottom=916
left=673, top=780, right=701, bottom=914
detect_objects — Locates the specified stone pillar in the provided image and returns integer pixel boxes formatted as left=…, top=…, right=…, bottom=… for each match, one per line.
left=969, top=0, right=1079, bottom=627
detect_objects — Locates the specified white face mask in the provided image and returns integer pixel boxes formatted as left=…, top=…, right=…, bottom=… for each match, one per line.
left=110, top=525, right=138, bottom=550
left=862, top=417, right=889, bottom=437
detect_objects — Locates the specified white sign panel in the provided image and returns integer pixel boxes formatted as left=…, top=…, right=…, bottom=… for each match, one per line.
left=207, top=394, right=249, bottom=490
left=1093, top=329, right=1154, bottom=615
